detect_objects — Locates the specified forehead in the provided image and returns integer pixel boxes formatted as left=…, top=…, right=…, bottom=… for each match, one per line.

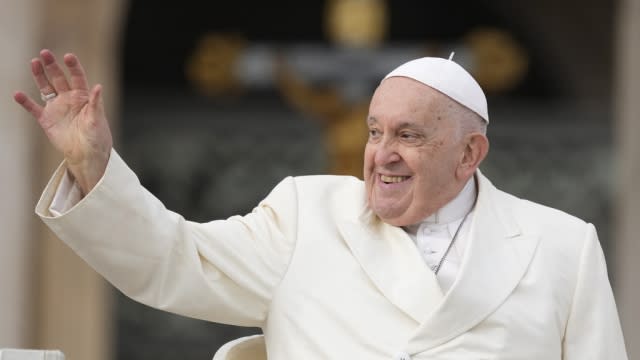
left=368, top=77, right=448, bottom=126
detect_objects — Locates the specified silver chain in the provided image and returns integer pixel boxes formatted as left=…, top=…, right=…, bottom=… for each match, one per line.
left=430, top=198, right=476, bottom=275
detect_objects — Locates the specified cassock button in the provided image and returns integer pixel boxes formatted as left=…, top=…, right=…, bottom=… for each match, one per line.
left=393, top=351, right=411, bottom=360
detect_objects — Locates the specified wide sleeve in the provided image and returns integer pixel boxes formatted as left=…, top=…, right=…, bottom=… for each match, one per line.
left=36, top=149, right=299, bottom=327
left=561, top=224, right=628, bottom=359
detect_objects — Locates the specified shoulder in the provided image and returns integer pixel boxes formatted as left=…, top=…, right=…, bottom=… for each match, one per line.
left=291, top=175, right=364, bottom=192
left=479, top=172, right=591, bottom=241
left=480, top=173, right=598, bottom=286
left=293, top=175, right=365, bottom=210
left=262, top=175, right=366, bottom=221
left=502, top=189, right=586, bottom=232
left=264, top=174, right=364, bottom=204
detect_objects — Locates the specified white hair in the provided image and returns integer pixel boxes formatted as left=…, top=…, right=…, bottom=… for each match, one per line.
left=434, top=91, right=487, bottom=140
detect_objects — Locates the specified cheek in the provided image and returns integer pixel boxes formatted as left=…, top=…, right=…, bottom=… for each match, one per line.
left=406, top=151, right=432, bottom=175
left=413, top=154, right=458, bottom=192
left=363, top=146, right=375, bottom=169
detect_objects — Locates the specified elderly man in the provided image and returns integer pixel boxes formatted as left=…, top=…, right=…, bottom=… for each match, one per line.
left=15, top=50, right=627, bottom=359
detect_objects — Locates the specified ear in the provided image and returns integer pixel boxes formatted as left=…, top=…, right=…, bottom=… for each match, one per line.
left=456, top=133, right=489, bottom=180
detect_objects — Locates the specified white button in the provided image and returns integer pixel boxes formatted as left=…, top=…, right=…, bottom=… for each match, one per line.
left=393, top=351, right=411, bottom=360
left=422, top=247, right=435, bottom=254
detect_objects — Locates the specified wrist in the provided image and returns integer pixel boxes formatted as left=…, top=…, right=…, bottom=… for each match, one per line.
left=66, top=149, right=111, bottom=196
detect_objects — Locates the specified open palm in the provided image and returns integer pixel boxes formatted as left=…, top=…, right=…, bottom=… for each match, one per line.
left=14, top=50, right=113, bottom=194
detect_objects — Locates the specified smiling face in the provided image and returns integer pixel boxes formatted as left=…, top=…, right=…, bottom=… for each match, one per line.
left=364, top=77, right=474, bottom=226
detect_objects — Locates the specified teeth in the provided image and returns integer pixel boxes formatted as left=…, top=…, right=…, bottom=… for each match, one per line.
left=380, top=175, right=408, bottom=183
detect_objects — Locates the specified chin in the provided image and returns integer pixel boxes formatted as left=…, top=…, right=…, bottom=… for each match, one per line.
left=372, top=207, right=410, bottom=226
left=379, top=217, right=408, bottom=227
left=381, top=216, right=417, bottom=227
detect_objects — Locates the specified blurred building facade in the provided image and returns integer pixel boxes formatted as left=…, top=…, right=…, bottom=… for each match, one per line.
left=1, top=0, right=638, bottom=359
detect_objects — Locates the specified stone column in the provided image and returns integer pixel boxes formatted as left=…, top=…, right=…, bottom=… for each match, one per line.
left=614, top=0, right=640, bottom=357
left=0, top=0, right=40, bottom=348
left=34, top=0, right=126, bottom=359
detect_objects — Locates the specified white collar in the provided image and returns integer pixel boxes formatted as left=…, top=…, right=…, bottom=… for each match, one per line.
left=405, top=176, right=477, bottom=233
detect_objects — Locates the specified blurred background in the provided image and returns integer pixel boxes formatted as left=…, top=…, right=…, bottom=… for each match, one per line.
left=1, top=0, right=638, bottom=359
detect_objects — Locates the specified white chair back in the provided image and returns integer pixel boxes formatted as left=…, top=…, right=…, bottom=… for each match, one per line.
left=0, top=349, right=64, bottom=360
left=212, top=334, right=267, bottom=360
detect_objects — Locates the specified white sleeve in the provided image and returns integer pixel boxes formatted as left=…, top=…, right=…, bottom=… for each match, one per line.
left=36, top=149, right=298, bottom=327
left=562, top=224, right=628, bottom=359
left=49, top=170, right=84, bottom=216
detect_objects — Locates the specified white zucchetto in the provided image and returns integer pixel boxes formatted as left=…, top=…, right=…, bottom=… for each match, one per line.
left=383, top=57, right=489, bottom=123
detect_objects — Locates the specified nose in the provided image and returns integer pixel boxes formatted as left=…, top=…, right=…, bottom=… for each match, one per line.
left=374, top=139, right=401, bottom=166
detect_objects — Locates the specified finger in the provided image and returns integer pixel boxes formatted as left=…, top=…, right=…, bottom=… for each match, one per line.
left=31, top=58, right=56, bottom=96
left=40, top=49, right=71, bottom=92
left=63, top=53, right=89, bottom=90
left=89, top=84, right=104, bottom=112
left=14, top=91, right=44, bottom=119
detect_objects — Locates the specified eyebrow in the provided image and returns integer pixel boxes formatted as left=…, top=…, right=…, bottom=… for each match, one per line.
left=367, top=116, right=425, bottom=131
left=397, top=122, right=424, bottom=131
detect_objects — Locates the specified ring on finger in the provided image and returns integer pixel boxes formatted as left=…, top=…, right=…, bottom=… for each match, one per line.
left=40, top=91, right=58, bottom=102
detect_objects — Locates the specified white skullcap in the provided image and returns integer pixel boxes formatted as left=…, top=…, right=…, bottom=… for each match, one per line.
left=384, top=57, right=489, bottom=123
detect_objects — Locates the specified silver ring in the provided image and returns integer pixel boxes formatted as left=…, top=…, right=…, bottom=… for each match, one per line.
left=40, top=92, right=58, bottom=102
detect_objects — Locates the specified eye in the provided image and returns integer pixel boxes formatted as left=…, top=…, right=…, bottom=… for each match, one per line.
left=368, top=128, right=381, bottom=139
left=400, top=132, right=418, bottom=141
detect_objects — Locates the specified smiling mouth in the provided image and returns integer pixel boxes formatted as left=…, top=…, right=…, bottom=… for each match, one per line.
left=380, top=175, right=411, bottom=184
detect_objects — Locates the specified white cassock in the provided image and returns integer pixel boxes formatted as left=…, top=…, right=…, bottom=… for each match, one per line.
left=37, top=149, right=628, bottom=359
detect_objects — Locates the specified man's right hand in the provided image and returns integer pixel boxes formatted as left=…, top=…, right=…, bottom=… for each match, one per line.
left=14, top=49, right=113, bottom=196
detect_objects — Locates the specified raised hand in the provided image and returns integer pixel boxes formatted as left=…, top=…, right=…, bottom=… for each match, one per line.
left=14, top=49, right=113, bottom=195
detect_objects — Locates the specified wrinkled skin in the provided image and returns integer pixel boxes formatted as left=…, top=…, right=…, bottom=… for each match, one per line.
left=364, top=77, right=488, bottom=227
left=14, top=49, right=112, bottom=195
